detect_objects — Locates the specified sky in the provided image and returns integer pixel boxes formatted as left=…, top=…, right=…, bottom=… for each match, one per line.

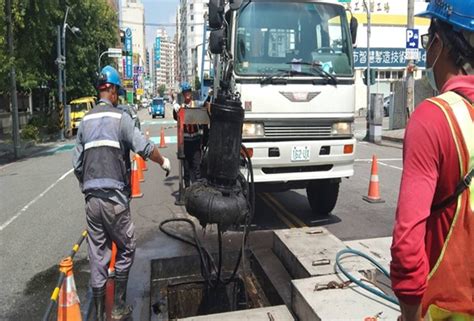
left=142, top=0, right=179, bottom=50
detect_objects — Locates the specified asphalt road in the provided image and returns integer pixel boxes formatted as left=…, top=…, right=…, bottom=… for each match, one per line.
left=0, top=106, right=403, bottom=320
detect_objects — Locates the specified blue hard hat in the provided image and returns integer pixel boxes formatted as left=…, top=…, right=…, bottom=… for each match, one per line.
left=416, top=0, right=474, bottom=32
left=180, top=82, right=192, bottom=92
left=99, top=65, right=122, bottom=88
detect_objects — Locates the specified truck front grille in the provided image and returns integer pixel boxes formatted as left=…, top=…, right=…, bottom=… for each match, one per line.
left=264, top=124, right=332, bottom=138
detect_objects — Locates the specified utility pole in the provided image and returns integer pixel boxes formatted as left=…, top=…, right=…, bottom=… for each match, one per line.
left=363, top=0, right=371, bottom=141
left=62, top=7, right=70, bottom=135
left=6, top=0, right=20, bottom=158
left=406, top=0, right=415, bottom=118
left=56, top=25, right=65, bottom=140
left=200, top=13, right=208, bottom=101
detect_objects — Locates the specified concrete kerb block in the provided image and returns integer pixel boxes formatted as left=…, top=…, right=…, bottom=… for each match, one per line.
left=291, top=272, right=400, bottom=321
left=273, top=228, right=378, bottom=280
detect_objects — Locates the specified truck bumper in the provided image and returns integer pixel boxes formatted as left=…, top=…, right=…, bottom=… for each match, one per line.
left=242, top=138, right=356, bottom=183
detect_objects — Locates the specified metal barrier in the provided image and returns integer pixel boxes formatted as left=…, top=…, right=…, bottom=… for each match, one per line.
left=42, top=230, right=88, bottom=321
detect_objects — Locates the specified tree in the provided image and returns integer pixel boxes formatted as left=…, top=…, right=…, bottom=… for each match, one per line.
left=158, top=84, right=166, bottom=97
left=194, top=76, right=201, bottom=91
left=0, top=0, right=119, bottom=101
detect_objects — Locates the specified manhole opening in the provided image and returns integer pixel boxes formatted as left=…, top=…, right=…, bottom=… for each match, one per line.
left=151, top=250, right=280, bottom=319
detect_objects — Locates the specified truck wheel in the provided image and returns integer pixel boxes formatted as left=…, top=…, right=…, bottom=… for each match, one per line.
left=152, top=115, right=156, bottom=119
left=306, top=179, right=340, bottom=216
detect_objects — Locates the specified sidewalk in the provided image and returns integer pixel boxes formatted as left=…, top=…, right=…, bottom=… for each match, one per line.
left=382, top=128, right=405, bottom=143
left=0, top=137, right=65, bottom=166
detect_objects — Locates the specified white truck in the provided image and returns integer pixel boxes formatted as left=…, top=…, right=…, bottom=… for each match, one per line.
left=209, top=0, right=358, bottom=216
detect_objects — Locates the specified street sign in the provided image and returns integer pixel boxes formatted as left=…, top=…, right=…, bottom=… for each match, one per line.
left=406, top=28, right=419, bottom=60
left=353, top=47, right=426, bottom=68
left=136, top=88, right=144, bottom=95
left=107, top=48, right=122, bottom=58
left=124, top=28, right=133, bottom=79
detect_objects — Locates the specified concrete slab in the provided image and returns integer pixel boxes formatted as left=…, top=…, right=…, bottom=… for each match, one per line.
left=179, top=305, right=295, bottom=321
left=273, top=227, right=375, bottom=279
left=344, top=237, right=393, bottom=271
left=251, top=248, right=292, bottom=306
left=292, top=273, right=400, bottom=321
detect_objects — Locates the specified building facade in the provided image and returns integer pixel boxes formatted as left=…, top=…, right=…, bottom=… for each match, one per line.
left=347, top=0, right=430, bottom=111
left=153, top=29, right=177, bottom=96
left=177, top=0, right=211, bottom=87
left=120, top=0, right=146, bottom=70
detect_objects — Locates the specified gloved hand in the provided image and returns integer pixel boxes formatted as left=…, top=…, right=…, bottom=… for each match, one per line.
left=161, top=157, right=171, bottom=177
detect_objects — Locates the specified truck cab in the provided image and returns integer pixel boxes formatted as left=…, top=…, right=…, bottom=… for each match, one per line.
left=69, top=96, right=96, bottom=134
left=213, top=0, right=357, bottom=216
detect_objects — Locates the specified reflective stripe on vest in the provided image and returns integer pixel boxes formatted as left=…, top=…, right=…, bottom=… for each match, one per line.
left=83, top=112, right=122, bottom=122
left=422, top=91, right=474, bottom=319
left=84, top=140, right=121, bottom=150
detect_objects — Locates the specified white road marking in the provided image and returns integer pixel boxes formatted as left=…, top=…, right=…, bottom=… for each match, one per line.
left=0, top=168, right=74, bottom=231
left=378, top=161, right=403, bottom=171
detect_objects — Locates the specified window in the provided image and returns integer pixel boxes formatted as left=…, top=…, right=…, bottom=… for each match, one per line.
left=191, top=15, right=194, bottom=20
left=190, top=3, right=193, bottom=10
left=191, top=26, right=194, bottom=32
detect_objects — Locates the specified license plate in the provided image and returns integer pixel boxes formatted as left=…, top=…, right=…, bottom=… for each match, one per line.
left=291, top=146, right=310, bottom=162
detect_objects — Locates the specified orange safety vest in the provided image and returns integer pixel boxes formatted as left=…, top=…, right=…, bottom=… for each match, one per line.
left=422, top=91, right=474, bottom=321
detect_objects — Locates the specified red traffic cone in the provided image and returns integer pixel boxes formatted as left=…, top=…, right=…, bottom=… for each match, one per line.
left=363, top=155, right=385, bottom=203
left=159, top=127, right=167, bottom=148
left=137, top=154, right=147, bottom=171
left=131, top=159, right=143, bottom=198
left=57, top=257, right=82, bottom=321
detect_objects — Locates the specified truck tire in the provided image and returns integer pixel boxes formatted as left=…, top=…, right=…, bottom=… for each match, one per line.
left=306, top=179, right=340, bottom=216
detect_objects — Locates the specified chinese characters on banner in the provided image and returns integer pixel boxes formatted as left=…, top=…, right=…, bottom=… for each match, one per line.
left=343, top=0, right=390, bottom=13
left=353, top=48, right=426, bottom=68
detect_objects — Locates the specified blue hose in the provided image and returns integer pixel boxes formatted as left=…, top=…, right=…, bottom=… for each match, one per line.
left=335, top=248, right=399, bottom=305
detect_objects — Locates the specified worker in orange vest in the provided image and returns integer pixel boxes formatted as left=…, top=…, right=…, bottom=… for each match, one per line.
left=390, top=1, right=474, bottom=320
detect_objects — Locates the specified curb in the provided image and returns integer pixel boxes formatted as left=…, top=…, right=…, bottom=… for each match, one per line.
left=381, top=135, right=404, bottom=143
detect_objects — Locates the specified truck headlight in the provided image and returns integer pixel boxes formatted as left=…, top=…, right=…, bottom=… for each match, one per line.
left=331, top=122, right=352, bottom=136
left=242, top=122, right=265, bottom=138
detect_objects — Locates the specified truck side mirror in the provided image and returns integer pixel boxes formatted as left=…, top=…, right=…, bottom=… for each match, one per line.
left=229, top=0, right=243, bottom=10
left=350, top=16, right=358, bottom=45
left=209, top=0, right=224, bottom=29
left=209, top=29, right=225, bottom=54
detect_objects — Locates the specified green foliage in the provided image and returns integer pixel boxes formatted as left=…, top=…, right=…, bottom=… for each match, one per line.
left=194, top=76, right=201, bottom=91
left=158, top=84, right=166, bottom=97
left=0, top=0, right=119, bottom=100
left=20, top=124, right=40, bottom=141
left=28, top=114, right=59, bottom=134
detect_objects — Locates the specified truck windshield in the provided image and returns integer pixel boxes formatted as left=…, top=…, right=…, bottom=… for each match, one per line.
left=153, top=99, right=163, bottom=105
left=235, top=2, right=353, bottom=77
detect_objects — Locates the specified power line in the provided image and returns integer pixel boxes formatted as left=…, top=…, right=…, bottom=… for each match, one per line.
left=120, top=20, right=204, bottom=27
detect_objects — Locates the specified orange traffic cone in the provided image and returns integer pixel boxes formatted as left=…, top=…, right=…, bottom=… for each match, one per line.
left=131, top=159, right=143, bottom=198
left=134, top=154, right=145, bottom=182
left=137, top=154, right=147, bottom=171
left=108, top=242, right=117, bottom=277
left=363, top=155, right=385, bottom=203
left=159, top=127, right=167, bottom=148
left=57, top=257, right=82, bottom=321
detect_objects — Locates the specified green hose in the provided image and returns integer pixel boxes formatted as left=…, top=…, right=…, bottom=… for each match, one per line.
left=335, top=248, right=399, bottom=305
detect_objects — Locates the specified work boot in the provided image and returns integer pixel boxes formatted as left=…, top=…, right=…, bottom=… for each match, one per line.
left=92, top=286, right=106, bottom=321
left=111, top=272, right=132, bottom=320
